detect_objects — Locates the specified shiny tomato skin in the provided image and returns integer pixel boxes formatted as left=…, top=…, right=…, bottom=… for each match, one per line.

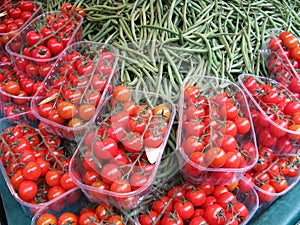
left=57, top=212, right=78, bottom=225
left=36, top=213, right=57, bottom=225
left=18, top=180, right=38, bottom=202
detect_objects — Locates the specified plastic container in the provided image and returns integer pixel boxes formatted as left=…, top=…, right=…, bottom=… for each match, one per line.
left=31, top=187, right=132, bottom=225
left=238, top=74, right=300, bottom=155
left=69, top=89, right=176, bottom=210
left=0, top=64, right=35, bottom=120
left=0, top=112, right=77, bottom=216
left=5, top=10, right=83, bottom=77
left=30, top=41, right=119, bottom=140
left=239, top=155, right=300, bottom=208
left=260, top=28, right=300, bottom=97
left=128, top=173, right=259, bottom=225
left=177, top=75, right=258, bottom=185
left=0, top=1, right=42, bottom=49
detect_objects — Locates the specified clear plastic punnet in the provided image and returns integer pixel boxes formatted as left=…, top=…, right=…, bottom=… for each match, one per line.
left=238, top=154, right=300, bottom=208
left=5, top=10, right=83, bottom=77
left=177, top=75, right=258, bottom=186
left=261, top=28, right=300, bottom=97
left=69, top=88, right=176, bottom=210
left=127, top=173, right=259, bottom=225
left=31, top=187, right=132, bottom=225
left=0, top=112, right=77, bottom=216
left=30, top=41, right=119, bottom=140
left=238, top=74, right=300, bottom=155
left=0, top=1, right=42, bottom=49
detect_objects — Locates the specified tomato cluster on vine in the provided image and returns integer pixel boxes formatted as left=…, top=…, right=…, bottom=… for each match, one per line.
left=73, top=86, right=173, bottom=208
left=7, top=3, right=83, bottom=78
left=34, top=48, right=115, bottom=132
left=37, top=202, right=125, bottom=225
left=0, top=64, right=42, bottom=117
left=242, top=75, right=300, bottom=154
left=268, top=30, right=300, bottom=96
left=0, top=122, right=76, bottom=205
left=180, top=85, right=256, bottom=184
left=138, top=180, right=250, bottom=225
left=0, top=1, right=40, bottom=48
left=239, top=146, right=300, bottom=203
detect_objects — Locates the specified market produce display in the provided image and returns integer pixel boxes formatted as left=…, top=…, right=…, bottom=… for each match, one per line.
left=0, top=64, right=40, bottom=118
left=240, top=147, right=300, bottom=204
left=178, top=75, right=258, bottom=187
left=31, top=188, right=131, bottom=225
left=0, top=1, right=42, bottom=49
left=0, top=113, right=77, bottom=215
left=30, top=41, right=118, bottom=140
left=263, top=29, right=300, bottom=97
left=0, top=0, right=300, bottom=225
left=239, top=74, right=300, bottom=155
left=69, top=85, right=176, bottom=210
left=5, top=4, right=83, bottom=78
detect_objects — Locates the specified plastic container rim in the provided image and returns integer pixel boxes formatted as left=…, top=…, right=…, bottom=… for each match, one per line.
left=177, top=74, right=259, bottom=172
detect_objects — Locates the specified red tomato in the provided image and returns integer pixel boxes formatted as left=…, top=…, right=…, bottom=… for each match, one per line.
left=152, top=196, right=173, bottom=213
left=257, top=184, right=276, bottom=202
left=78, top=212, right=98, bottom=225
left=47, top=37, right=64, bottom=55
left=45, top=170, right=62, bottom=187
left=186, top=188, right=206, bottom=207
left=205, top=147, right=226, bottom=168
left=270, top=175, right=288, bottom=192
left=57, top=212, right=78, bottom=225
left=129, top=173, right=148, bottom=190
left=173, top=201, right=195, bottom=220
left=57, top=101, right=76, bottom=119
left=36, top=213, right=57, bottom=225
left=139, top=210, right=161, bottom=225
left=113, top=85, right=131, bottom=102
left=95, top=203, right=113, bottom=220
left=100, top=163, right=122, bottom=185
left=204, top=204, right=226, bottom=225
left=22, top=161, right=42, bottom=181
left=269, top=37, right=283, bottom=51
left=78, top=104, right=96, bottom=121
left=190, top=216, right=207, bottom=225
left=92, top=137, right=118, bottom=160
left=60, top=172, right=76, bottom=190
left=18, top=180, right=38, bottom=202
left=47, top=186, right=66, bottom=201
left=110, top=179, right=131, bottom=194
left=121, top=132, right=143, bottom=152
left=161, top=212, right=183, bottom=225
left=216, top=191, right=237, bottom=210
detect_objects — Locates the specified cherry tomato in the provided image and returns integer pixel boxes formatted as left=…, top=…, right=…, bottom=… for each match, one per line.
left=36, top=213, right=57, bottom=225
left=269, top=37, right=283, bottom=51
left=204, top=204, right=226, bottom=225
left=22, top=161, right=42, bottom=181
left=57, top=212, right=78, bottom=225
left=113, top=85, right=131, bottom=102
left=139, top=210, right=161, bottom=225
left=205, top=147, right=226, bottom=168
left=78, top=104, right=96, bottom=121
left=18, top=180, right=38, bottom=202
left=57, top=101, right=76, bottom=119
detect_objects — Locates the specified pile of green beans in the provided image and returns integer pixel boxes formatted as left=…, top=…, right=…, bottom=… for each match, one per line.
left=44, top=0, right=300, bottom=101
left=43, top=0, right=300, bottom=180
